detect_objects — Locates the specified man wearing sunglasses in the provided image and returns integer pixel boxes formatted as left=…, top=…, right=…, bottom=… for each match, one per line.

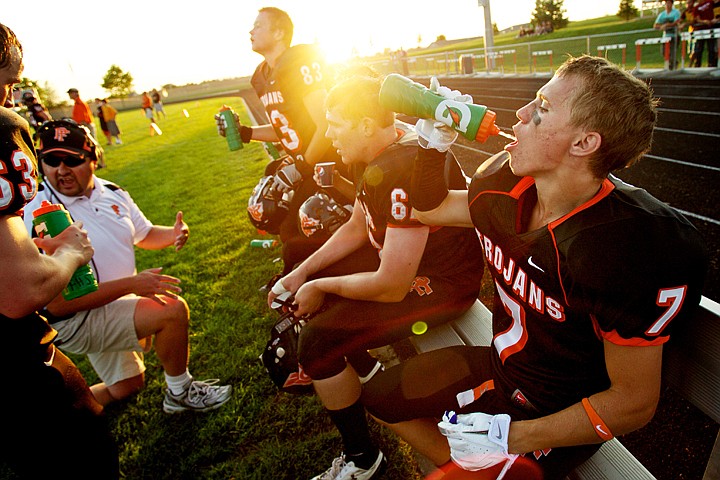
left=24, top=119, right=232, bottom=413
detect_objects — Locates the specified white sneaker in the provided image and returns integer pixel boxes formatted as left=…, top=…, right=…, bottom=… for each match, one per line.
left=311, top=451, right=386, bottom=480
left=162, top=379, right=231, bottom=413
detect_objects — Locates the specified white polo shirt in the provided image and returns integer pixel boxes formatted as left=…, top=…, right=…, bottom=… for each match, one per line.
left=24, top=175, right=153, bottom=283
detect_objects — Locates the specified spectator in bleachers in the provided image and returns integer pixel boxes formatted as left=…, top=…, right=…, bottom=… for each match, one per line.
left=654, top=0, right=681, bottom=69
left=361, top=55, right=708, bottom=480
left=680, top=0, right=698, bottom=65
left=690, top=0, right=718, bottom=66
left=268, top=75, right=484, bottom=480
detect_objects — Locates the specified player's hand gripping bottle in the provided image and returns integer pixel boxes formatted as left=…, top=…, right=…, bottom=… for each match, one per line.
left=379, top=74, right=500, bottom=143
left=32, top=200, right=98, bottom=300
left=218, top=105, right=243, bottom=151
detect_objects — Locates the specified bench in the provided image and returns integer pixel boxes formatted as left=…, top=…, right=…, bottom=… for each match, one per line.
left=410, top=295, right=720, bottom=479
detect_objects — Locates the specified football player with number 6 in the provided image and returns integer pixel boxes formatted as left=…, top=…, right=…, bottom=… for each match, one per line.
left=268, top=75, right=484, bottom=480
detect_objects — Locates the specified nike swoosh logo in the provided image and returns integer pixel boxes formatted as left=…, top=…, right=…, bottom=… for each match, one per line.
left=528, top=256, right=545, bottom=273
left=596, top=425, right=609, bottom=436
left=491, top=421, right=503, bottom=440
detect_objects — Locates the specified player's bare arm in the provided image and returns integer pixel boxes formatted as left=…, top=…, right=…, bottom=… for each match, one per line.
left=0, top=216, right=92, bottom=317
left=508, top=341, right=662, bottom=454
left=268, top=200, right=368, bottom=307
left=413, top=190, right=473, bottom=228
left=302, top=224, right=429, bottom=307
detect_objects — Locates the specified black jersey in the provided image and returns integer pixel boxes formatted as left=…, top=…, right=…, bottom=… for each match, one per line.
left=467, top=160, right=708, bottom=412
left=0, top=108, right=55, bottom=352
left=355, top=123, right=483, bottom=280
left=251, top=44, right=339, bottom=165
left=0, top=109, right=38, bottom=219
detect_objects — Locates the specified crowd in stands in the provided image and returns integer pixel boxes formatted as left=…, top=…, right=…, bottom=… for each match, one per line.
left=517, top=20, right=554, bottom=37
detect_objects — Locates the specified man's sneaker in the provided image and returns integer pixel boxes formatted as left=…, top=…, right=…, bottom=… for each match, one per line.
left=162, top=379, right=231, bottom=414
left=311, top=451, right=386, bottom=480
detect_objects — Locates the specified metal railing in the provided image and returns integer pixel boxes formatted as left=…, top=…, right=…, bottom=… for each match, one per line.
left=367, top=28, right=718, bottom=76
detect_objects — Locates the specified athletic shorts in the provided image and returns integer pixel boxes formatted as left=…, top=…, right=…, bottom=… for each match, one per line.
left=297, top=253, right=481, bottom=380
left=52, top=295, right=146, bottom=386
left=144, top=107, right=154, bottom=119
left=153, top=103, right=164, bottom=112
left=106, top=120, right=121, bottom=136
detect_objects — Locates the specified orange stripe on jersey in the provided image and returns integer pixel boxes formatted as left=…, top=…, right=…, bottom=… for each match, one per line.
left=600, top=328, right=669, bottom=346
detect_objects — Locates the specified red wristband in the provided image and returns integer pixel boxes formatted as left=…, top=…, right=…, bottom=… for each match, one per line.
left=582, top=397, right=614, bottom=441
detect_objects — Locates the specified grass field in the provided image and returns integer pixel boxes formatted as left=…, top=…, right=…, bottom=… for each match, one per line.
left=1, top=99, right=424, bottom=479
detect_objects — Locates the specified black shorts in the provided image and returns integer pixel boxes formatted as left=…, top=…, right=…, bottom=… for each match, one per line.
left=362, top=345, right=601, bottom=480
left=297, top=252, right=480, bottom=381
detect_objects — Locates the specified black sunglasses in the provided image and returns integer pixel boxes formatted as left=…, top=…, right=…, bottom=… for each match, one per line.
left=41, top=154, right=87, bottom=168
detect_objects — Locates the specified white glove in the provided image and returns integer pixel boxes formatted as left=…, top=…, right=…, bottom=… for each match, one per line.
left=273, top=163, right=304, bottom=193
left=438, top=410, right=518, bottom=478
left=416, top=119, right=458, bottom=152
left=416, top=76, right=473, bottom=152
left=214, top=111, right=240, bottom=137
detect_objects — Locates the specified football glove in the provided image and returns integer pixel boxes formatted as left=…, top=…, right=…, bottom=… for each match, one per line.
left=273, top=163, right=304, bottom=193
left=416, top=77, right=473, bottom=152
left=438, top=410, right=518, bottom=478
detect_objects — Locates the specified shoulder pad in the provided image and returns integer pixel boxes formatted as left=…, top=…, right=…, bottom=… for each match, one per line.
left=474, top=151, right=510, bottom=179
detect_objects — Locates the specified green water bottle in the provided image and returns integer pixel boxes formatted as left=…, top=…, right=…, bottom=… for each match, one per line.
left=379, top=74, right=500, bottom=143
left=218, top=105, right=243, bottom=151
left=250, top=239, right=278, bottom=248
left=32, top=200, right=98, bottom=300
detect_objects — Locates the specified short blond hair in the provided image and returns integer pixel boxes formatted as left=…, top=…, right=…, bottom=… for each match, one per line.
left=556, top=55, right=658, bottom=178
left=326, top=75, right=395, bottom=128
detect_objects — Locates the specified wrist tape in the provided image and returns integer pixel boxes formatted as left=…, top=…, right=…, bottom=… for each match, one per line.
left=582, top=397, right=614, bottom=441
left=240, top=125, right=253, bottom=143
left=271, top=279, right=289, bottom=295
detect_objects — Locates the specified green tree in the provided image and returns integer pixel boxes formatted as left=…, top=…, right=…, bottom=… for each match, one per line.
left=101, top=65, right=133, bottom=98
left=493, top=22, right=499, bottom=34
left=617, top=0, right=639, bottom=21
left=531, top=0, right=568, bottom=30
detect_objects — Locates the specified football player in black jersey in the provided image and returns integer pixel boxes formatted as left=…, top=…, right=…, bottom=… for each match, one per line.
left=222, top=7, right=355, bottom=275
left=0, top=23, right=118, bottom=478
left=361, top=55, right=708, bottom=479
left=268, top=75, right=484, bottom=480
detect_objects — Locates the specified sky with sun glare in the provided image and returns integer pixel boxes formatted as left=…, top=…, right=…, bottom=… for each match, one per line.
left=5, top=0, right=642, bottom=101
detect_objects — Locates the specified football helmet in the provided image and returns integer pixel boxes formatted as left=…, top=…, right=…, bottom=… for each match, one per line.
left=297, top=192, right=352, bottom=239
left=36, top=118, right=104, bottom=173
left=247, top=175, right=292, bottom=234
left=260, top=310, right=313, bottom=395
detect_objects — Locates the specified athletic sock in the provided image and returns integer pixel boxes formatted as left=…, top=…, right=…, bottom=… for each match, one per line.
left=165, top=370, right=193, bottom=395
left=328, top=400, right=378, bottom=468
